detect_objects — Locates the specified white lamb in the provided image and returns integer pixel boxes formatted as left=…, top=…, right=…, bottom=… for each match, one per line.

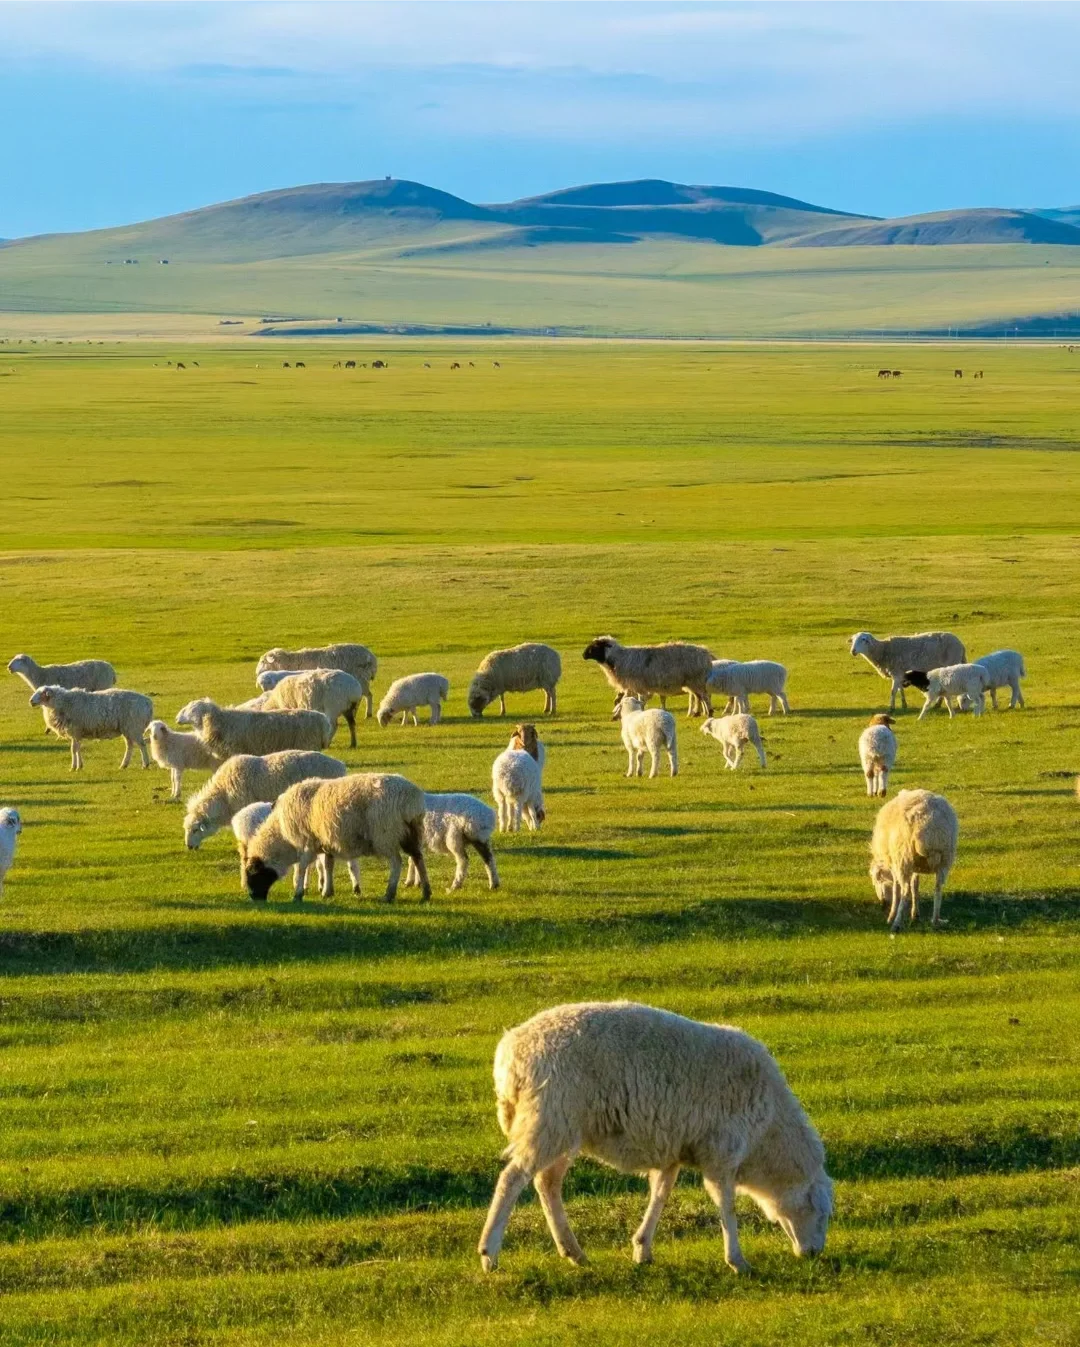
left=973, top=649, right=1026, bottom=710
left=857, top=714, right=897, bottom=797
left=376, top=673, right=449, bottom=727
left=615, top=696, right=678, bottom=778
left=904, top=665, right=989, bottom=719
left=147, top=720, right=217, bottom=801
left=403, top=793, right=500, bottom=892
left=700, top=714, right=766, bottom=770
left=850, top=630, right=966, bottom=711
left=492, top=728, right=545, bottom=832
left=870, top=788, right=958, bottom=931
left=29, top=685, right=153, bottom=771
left=707, top=660, right=790, bottom=716
left=0, top=807, right=22, bottom=897
left=478, top=1001, right=832, bottom=1274
left=230, top=801, right=358, bottom=896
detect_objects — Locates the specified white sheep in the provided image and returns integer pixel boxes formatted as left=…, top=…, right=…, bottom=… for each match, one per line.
left=0, top=807, right=22, bottom=897
left=230, top=801, right=359, bottom=896
left=376, top=673, right=449, bottom=727
left=183, top=750, right=348, bottom=849
left=403, top=793, right=499, bottom=892
left=584, top=636, right=713, bottom=717
left=177, top=699, right=333, bottom=758
left=615, top=696, right=678, bottom=778
left=7, top=653, right=116, bottom=692
left=478, top=1001, right=832, bottom=1274
left=467, top=643, right=562, bottom=718
left=904, top=665, right=989, bottom=720
left=973, top=649, right=1026, bottom=709
left=29, top=685, right=152, bottom=771
left=706, top=660, right=789, bottom=716
left=243, top=773, right=429, bottom=903
left=260, top=668, right=367, bottom=747
left=700, top=713, right=766, bottom=770
left=850, top=630, right=967, bottom=710
left=147, top=720, right=217, bottom=801
left=492, top=727, right=545, bottom=832
left=857, top=714, right=897, bottom=797
left=255, top=644, right=377, bottom=717
left=870, top=788, right=958, bottom=931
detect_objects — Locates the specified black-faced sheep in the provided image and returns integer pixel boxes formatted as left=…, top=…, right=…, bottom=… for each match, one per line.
left=584, top=636, right=713, bottom=718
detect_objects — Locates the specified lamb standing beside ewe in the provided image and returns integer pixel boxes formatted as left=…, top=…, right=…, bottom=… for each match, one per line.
left=260, top=668, right=367, bottom=747
left=700, top=714, right=766, bottom=770
left=857, top=714, right=897, bottom=797
left=850, top=630, right=966, bottom=710
left=903, top=665, right=988, bottom=719
left=0, top=807, right=22, bottom=897
left=29, top=685, right=153, bottom=771
left=178, top=699, right=333, bottom=758
left=707, top=660, right=789, bottom=716
left=8, top=653, right=116, bottom=692
left=403, top=793, right=499, bottom=892
left=869, top=788, right=958, bottom=931
left=467, top=643, right=562, bottom=718
left=492, top=726, right=545, bottom=831
left=255, top=644, right=377, bottom=718
left=147, top=720, right=217, bottom=801
left=615, top=696, right=678, bottom=778
left=973, top=649, right=1026, bottom=709
left=230, top=801, right=358, bottom=896
left=376, top=673, right=449, bottom=727
left=584, top=636, right=713, bottom=718
left=478, top=1001, right=832, bottom=1274
left=183, top=750, right=348, bottom=849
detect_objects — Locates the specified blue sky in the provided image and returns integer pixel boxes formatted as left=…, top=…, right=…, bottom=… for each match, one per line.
left=2, top=1, right=1079, bottom=238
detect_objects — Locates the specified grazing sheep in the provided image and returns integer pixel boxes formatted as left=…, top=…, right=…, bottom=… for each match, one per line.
left=478, top=1001, right=832, bottom=1274
left=8, top=653, right=116, bottom=692
left=857, top=714, right=897, bottom=797
left=707, top=660, right=789, bottom=716
left=467, top=643, right=562, bottom=718
left=403, top=793, right=500, bottom=892
left=584, top=636, right=713, bottom=718
left=29, top=685, right=152, bottom=771
left=903, top=665, right=988, bottom=720
left=243, top=773, right=429, bottom=903
left=183, top=750, right=347, bottom=849
left=615, top=696, right=678, bottom=778
left=700, top=713, right=766, bottom=770
left=376, top=673, right=449, bottom=727
left=850, top=631, right=966, bottom=711
left=870, top=788, right=958, bottom=931
left=147, top=720, right=217, bottom=801
left=178, top=700, right=333, bottom=758
left=492, top=732, right=545, bottom=832
left=973, top=649, right=1026, bottom=709
left=230, top=801, right=359, bottom=896
left=260, top=668, right=367, bottom=747
left=0, top=807, right=22, bottom=897
left=255, top=645, right=377, bottom=717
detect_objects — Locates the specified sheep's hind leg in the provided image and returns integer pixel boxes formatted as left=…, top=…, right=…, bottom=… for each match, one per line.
left=347, top=859, right=362, bottom=894
left=632, top=1164, right=680, bottom=1265
left=932, top=870, right=949, bottom=927
left=702, top=1174, right=749, bottom=1274
left=471, top=837, right=499, bottom=889
left=345, top=707, right=357, bottom=747
left=119, top=737, right=134, bottom=769
left=478, top=1160, right=534, bottom=1271
left=71, top=739, right=83, bottom=771
left=648, top=749, right=659, bottom=779
left=535, top=1155, right=588, bottom=1266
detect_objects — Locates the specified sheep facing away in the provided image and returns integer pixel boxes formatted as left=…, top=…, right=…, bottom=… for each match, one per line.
left=376, top=673, right=449, bottom=727
left=260, top=668, right=367, bottom=747
left=903, top=665, right=988, bottom=720
left=255, top=644, right=377, bottom=717
left=29, top=685, right=153, bottom=771
left=230, top=801, right=358, bottom=897
left=492, top=730, right=545, bottom=832
left=584, top=636, right=713, bottom=718
left=0, top=807, right=22, bottom=897
left=850, top=630, right=967, bottom=711
left=973, top=649, right=1026, bottom=710
left=615, top=696, right=678, bottom=778
left=177, top=699, right=333, bottom=758
left=700, top=714, right=766, bottom=770
left=858, top=714, right=897, bottom=797
left=403, top=793, right=500, bottom=892
left=147, top=720, right=217, bottom=801
left=467, top=643, right=562, bottom=718
left=478, top=1001, right=832, bottom=1274
left=8, top=653, right=117, bottom=692
left=870, top=788, right=958, bottom=931
left=707, top=660, right=789, bottom=716
left=183, top=750, right=348, bottom=849
left=243, top=773, right=430, bottom=903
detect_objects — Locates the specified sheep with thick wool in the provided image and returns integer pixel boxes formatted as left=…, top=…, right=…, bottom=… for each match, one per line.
left=243, top=773, right=430, bottom=903
left=259, top=668, right=366, bottom=747
left=467, top=643, right=562, bottom=718
left=255, top=644, right=377, bottom=717
left=29, top=685, right=152, bottom=771
left=707, top=660, right=790, bottom=716
left=0, top=807, right=22, bottom=897
left=850, top=630, right=966, bottom=710
left=903, top=664, right=989, bottom=719
left=615, top=696, right=678, bottom=778
left=869, top=788, right=958, bottom=931
left=177, top=699, right=332, bottom=758
left=584, top=636, right=713, bottom=717
left=147, top=720, right=217, bottom=801
left=700, top=713, right=766, bottom=770
left=857, top=714, right=897, bottom=797
left=8, top=653, right=116, bottom=693
left=376, top=673, right=449, bottom=727
left=973, top=649, right=1026, bottom=709
left=478, top=1001, right=832, bottom=1274
left=183, top=750, right=347, bottom=849
left=230, top=801, right=358, bottom=896
left=403, top=793, right=500, bottom=892
left=492, top=726, right=545, bottom=832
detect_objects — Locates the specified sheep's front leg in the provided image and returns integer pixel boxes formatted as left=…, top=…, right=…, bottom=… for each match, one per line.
left=886, top=882, right=903, bottom=929
left=478, top=1160, right=534, bottom=1271
left=625, top=748, right=635, bottom=778
left=71, top=738, right=82, bottom=771
left=364, top=690, right=373, bottom=719
left=703, top=1175, right=749, bottom=1274
left=138, top=737, right=150, bottom=768
left=400, top=710, right=408, bottom=727
left=917, top=694, right=933, bottom=721
left=345, top=708, right=357, bottom=747
left=382, top=852, right=402, bottom=902
left=119, top=737, right=133, bottom=769
left=429, top=700, right=441, bottom=725
left=448, top=835, right=468, bottom=891
left=293, top=851, right=316, bottom=901
left=632, top=1164, right=680, bottom=1265
left=169, top=767, right=182, bottom=802
left=535, top=1154, right=587, bottom=1265
left=404, top=857, right=418, bottom=887
left=932, top=870, right=949, bottom=927
left=499, top=693, right=507, bottom=716
left=909, top=874, right=920, bottom=923
left=347, top=859, right=362, bottom=894
left=865, top=772, right=875, bottom=797
left=989, top=688, right=999, bottom=711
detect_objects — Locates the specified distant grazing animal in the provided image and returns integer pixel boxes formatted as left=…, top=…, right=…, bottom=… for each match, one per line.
left=176, top=362, right=185, bottom=370
left=371, top=359, right=387, bottom=369
left=493, top=361, right=501, bottom=368
left=451, top=362, right=461, bottom=369
left=478, top=1001, right=833, bottom=1274
left=891, top=370, right=901, bottom=378
left=423, top=362, right=431, bottom=368
left=954, top=369, right=963, bottom=378
left=877, top=369, right=891, bottom=378
left=849, top=630, right=967, bottom=711
left=295, top=361, right=306, bottom=369
left=469, top=361, right=475, bottom=367
left=0, top=807, right=23, bottom=897
left=192, top=361, right=199, bottom=368
left=870, top=788, right=957, bottom=931
left=282, top=362, right=291, bottom=368
left=858, top=714, right=896, bottom=797
left=973, top=370, right=984, bottom=379
left=344, top=360, right=356, bottom=369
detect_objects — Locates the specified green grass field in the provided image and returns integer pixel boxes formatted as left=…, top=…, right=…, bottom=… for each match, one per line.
left=1, top=344, right=1078, bottom=1345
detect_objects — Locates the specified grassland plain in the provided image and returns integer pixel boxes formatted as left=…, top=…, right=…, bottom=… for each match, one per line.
left=0, top=344, right=1078, bottom=1346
